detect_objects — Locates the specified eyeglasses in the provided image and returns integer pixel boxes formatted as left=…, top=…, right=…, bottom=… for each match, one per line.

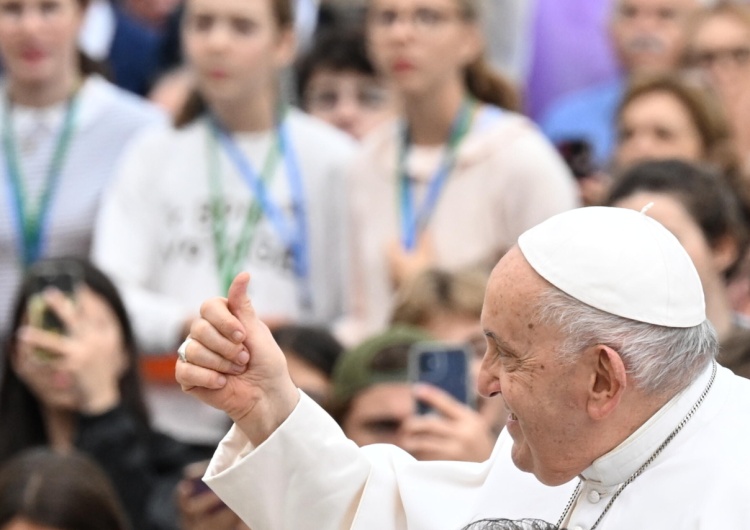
left=305, top=84, right=390, bottom=112
left=688, top=46, right=750, bottom=69
left=367, top=6, right=468, bottom=33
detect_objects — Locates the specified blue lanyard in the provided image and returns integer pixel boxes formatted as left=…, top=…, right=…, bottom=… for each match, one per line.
left=211, top=114, right=312, bottom=310
left=3, top=95, right=79, bottom=267
left=398, top=97, right=476, bottom=251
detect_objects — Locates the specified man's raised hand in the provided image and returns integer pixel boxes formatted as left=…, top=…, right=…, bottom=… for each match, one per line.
left=175, top=272, right=300, bottom=445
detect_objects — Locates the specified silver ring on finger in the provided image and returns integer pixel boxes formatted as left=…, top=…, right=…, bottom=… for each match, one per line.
left=177, top=337, right=193, bottom=363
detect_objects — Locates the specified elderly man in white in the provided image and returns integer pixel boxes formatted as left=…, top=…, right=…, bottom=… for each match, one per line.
left=176, top=206, right=750, bottom=529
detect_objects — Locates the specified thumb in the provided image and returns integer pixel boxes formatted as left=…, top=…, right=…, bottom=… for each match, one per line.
left=226, top=273, right=257, bottom=330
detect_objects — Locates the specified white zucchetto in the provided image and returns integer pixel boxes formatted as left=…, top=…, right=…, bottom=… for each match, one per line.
left=517, top=206, right=706, bottom=327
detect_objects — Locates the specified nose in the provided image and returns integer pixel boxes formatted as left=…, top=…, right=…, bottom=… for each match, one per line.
left=388, top=14, right=417, bottom=42
left=476, top=355, right=502, bottom=399
left=18, top=9, right=44, bottom=33
left=333, top=97, right=359, bottom=128
left=205, top=23, right=232, bottom=51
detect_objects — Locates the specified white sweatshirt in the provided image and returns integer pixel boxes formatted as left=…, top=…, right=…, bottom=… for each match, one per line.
left=92, top=109, right=355, bottom=443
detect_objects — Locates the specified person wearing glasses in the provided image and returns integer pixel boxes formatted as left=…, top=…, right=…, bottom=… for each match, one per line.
left=336, top=0, right=578, bottom=346
left=684, top=3, right=750, bottom=172
left=296, top=24, right=396, bottom=141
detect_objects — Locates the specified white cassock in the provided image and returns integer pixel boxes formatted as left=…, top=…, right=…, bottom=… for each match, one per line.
left=204, top=363, right=750, bottom=529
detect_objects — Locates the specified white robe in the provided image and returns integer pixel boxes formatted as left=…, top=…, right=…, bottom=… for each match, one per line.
left=205, top=363, right=750, bottom=529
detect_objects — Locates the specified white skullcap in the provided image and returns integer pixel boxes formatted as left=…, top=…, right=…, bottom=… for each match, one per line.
left=517, top=206, right=705, bottom=328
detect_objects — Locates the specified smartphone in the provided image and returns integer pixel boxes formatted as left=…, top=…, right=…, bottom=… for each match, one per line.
left=408, top=342, right=475, bottom=415
left=556, top=139, right=597, bottom=180
left=26, top=260, right=82, bottom=335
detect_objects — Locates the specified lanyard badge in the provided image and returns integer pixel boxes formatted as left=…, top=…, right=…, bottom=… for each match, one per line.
left=398, top=97, right=477, bottom=252
left=207, top=113, right=312, bottom=309
left=3, top=95, right=80, bottom=267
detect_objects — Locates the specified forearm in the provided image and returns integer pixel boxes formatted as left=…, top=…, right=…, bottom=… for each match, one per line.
left=205, top=392, right=372, bottom=530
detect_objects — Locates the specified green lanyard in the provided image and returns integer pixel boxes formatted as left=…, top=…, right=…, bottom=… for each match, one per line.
left=3, top=94, right=79, bottom=267
left=206, top=121, right=283, bottom=295
left=397, top=97, right=477, bottom=251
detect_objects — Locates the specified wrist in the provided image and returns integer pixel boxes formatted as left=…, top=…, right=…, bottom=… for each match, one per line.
left=233, top=378, right=300, bottom=447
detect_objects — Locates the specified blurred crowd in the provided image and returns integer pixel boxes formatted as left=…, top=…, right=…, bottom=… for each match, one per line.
left=1, top=0, right=750, bottom=529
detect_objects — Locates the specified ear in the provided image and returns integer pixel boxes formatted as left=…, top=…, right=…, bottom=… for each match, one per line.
left=274, top=27, right=297, bottom=70
left=586, top=345, right=627, bottom=421
left=711, top=235, right=739, bottom=276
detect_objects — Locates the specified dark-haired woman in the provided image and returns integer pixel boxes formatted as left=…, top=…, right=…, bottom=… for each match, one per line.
left=0, top=0, right=164, bottom=339
left=337, top=0, right=578, bottom=344
left=607, top=159, right=749, bottom=344
left=0, top=448, right=130, bottom=530
left=92, top=0, right=355, bottom=446
left=0, top=258, right=195, bottom=530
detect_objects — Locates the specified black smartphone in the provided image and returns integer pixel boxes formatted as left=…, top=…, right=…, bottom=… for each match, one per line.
left=556, top=139, right=597, bottom=179
left=408, top=342, right=475, bottom=415
left=26, top=260, right=82, bottom=335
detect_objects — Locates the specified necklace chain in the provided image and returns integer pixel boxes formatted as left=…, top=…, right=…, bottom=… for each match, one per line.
left=555, top=361, right=718, bottom=530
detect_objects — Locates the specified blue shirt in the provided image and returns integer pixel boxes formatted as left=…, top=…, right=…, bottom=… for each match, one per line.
left=540, top=78, right=625, bottom=169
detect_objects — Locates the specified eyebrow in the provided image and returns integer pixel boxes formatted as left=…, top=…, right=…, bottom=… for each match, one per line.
left=483, top=331, right=518, bottom=356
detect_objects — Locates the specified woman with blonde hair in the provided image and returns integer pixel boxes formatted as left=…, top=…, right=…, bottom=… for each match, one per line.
left=338, top=0, right=578, bottom=344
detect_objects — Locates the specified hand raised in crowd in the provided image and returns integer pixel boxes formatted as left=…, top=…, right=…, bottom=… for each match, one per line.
left=178, top=461, right=250, bottom=530
left=387, top=231, right=436, bottom=289
left=399, top=384, right=496, bottom=463
left=175, top=272, right=300, bottom=446
left=15, top=287, right=125, bottom=415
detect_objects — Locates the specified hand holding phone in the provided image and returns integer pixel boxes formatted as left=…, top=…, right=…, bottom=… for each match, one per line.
left=26, top=260, right=82, bottom=335
left=25, top=261, right=82, bottom=361
left=408, top=342, right=475, bottom=415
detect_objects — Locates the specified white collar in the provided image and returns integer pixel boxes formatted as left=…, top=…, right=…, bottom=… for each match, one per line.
left=580, top=361, right=716, bottom=487
left=1, top=76, right=118, bottom=132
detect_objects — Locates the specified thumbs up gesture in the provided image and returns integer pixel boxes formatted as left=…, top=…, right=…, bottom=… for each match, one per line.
left=175, top=272, right=300, bottom=446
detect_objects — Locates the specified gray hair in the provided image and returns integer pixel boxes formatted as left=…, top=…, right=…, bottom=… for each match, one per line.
left=535, top=287, right=717, bottom=396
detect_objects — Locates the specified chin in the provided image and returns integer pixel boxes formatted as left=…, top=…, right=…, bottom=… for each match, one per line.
left=509, top=441, right=534, bottom=474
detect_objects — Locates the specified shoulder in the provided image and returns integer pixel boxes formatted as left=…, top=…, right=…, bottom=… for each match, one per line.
left=78, top=75, right=167, bottom=127
left=355, top=118, right=400, bottom=160
left=286, top=108, right=356, bottom=151
left=465, top=107, right=558, bottom=156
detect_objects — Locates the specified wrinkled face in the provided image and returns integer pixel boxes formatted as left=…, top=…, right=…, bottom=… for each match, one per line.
left=614, top=192, right=726, bottom=293
left=610, top=0, right=697, bottom=73
left=477, top=248, right=594, bottom=486
left=615, top=90, right=704, bottom=169
left=342, top=383, right=413, bottom=447
left=366, top=0, right=480, bottom=96
left=13, top=287, right=125, bottom=411
left=0, top=0, right=83, bottom=87
left=303, top=69, right=395, bottom=140
left=688, top=13, right=750, bottom=103
left=183, top=0, right=293, bottom=106
left=421, top=310, right=506, bottom=432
